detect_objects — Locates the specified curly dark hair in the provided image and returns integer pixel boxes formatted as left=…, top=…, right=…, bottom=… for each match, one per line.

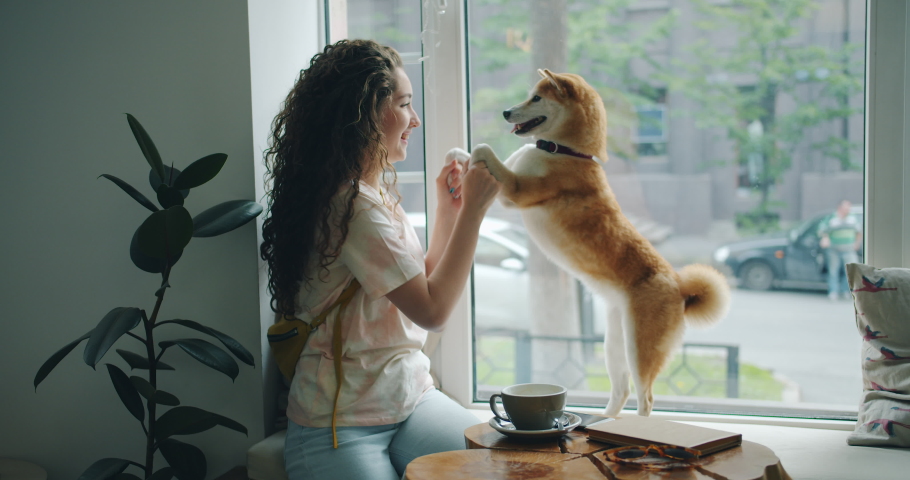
left=260, top=39, right=404, bottom=316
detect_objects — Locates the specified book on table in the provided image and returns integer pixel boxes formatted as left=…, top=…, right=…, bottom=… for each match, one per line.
left=585, top=415, right=742, bottom=455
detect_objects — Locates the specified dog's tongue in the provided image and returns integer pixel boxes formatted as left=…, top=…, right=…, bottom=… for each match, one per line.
left=511, top=123, right=519, bottom=134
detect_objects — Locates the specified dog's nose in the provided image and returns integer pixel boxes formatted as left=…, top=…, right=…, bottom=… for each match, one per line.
left=503, top=110, right=511, bottom=120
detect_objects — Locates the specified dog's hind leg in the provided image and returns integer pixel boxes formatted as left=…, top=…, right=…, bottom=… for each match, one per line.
left=628, top=288, right=686, bottom=416
left=604, top=303, right=632, bottom=417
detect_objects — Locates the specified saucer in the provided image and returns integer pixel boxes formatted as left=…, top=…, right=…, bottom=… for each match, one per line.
left=488, top=412, right=582, bottom=439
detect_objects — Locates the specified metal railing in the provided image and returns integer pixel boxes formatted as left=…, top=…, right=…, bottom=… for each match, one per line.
left=475, top=327, right=740, bottom=398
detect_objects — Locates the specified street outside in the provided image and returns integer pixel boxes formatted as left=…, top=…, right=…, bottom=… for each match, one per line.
left=658, top=232, right=863, bottom=409
left=582, top=286, right=862, bottom=408
left=681, top=288, right=862, bottom=408
left=471, top=220, right=864, bottom=410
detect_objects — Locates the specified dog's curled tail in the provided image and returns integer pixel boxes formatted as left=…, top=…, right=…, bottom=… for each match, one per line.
left=678, top=264, right=731, bottom=328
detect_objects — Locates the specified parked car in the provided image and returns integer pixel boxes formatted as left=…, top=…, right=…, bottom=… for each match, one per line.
left=408, top=213, right=532, bottom=328
left=713, top=206, right=864, bottom=291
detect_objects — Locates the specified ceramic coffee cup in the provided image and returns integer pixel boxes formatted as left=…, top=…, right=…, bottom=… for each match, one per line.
left=488, top=383, right=567, bottom=431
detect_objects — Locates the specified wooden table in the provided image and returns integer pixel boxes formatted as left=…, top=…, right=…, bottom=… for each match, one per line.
left=403, top=422, right=792, bottom=480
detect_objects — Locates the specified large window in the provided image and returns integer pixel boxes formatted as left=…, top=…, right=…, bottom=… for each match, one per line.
left=466, top=0, right=866, bottom=419
left=333, top=0, right=909, bottom=421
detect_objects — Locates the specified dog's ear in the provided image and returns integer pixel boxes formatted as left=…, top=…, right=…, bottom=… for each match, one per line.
left=537, top=68, right=564, bottom=96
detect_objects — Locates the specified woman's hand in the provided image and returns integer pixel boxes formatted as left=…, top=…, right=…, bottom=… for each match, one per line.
left=460, top=160, right=501, bottom=216
left=390, top=156, right=500, bottom=332
left=437, top=148, right=470, bottom=209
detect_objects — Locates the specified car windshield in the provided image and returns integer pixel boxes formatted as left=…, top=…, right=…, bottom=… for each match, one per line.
left=795, top=214, right=824, bottom=238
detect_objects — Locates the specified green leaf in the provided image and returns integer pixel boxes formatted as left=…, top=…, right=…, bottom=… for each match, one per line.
left=130, top=375, right=180, bottom=406
left=155, top=406, right=247, bottom=440
left=76, top=458, right=130, bottom=480
left=156, top=184, right=185, bottom=209
left=99, top=174, right=159, bottom=213
left=106, top=364, right=144, bottom=422
left=153, top=390, right=181, bottom=406
left=130, top=228, right=182, bottom=274
left=137, top=206, right=193, bottom=259
left=116, top=349, right=175, bottom=371
left=126, top=114, right=165, bottom=184
left=84, top=308, right=142, bottom=368
left=34, top=331, right=91, bottom=389
left=208, top=412, right=247, bottom=436
left=158, top=438, right=206, bottom=480
left=192, top=200, right=263, bottom=238
left=130, top=375, right=155, bottom=398
left=150, top=467, right=175, bottom=480
left=173, top=153, right=227, bottom=190
left=159, top=320, right=254, bottom=366
left=159, top=339, right=238, bottom=381
left=150, top=166, right=189, bottom=196
left=156, top=407, right=217, bottom=439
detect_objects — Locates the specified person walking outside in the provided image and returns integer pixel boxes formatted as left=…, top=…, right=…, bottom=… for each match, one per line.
left=818, top=200, right=863, bottom=301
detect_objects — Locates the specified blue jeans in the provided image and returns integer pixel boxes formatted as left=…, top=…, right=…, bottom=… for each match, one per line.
left=825, top=248, right=858, bottom=296
left=284, top=389, right=482, bottom=480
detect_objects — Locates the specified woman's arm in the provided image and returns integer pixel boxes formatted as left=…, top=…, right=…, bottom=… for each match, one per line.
left=425, top=156, right=467, bottom=275
left=387, top=161, right=500, bottom=332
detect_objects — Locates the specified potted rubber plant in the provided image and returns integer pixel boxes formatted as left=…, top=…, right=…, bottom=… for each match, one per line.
left=34, top=114, right=263, bottom=480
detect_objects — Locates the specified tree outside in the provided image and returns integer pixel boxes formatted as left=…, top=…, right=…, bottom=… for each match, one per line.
left=667, top=0, right=864, bottom=232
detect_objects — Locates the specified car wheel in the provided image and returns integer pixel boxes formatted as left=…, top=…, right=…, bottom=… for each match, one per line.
left=739, top=261, right=774, bottom=291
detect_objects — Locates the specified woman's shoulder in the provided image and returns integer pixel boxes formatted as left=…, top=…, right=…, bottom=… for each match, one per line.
left=329, top=182, right=402, bottom=231
left=330, top=181, right=384, bottom=212
left=354, top=181, right=385, bottom=207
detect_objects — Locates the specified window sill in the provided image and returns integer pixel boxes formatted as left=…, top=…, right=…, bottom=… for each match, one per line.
left=466, top=405, right=908, bottom=480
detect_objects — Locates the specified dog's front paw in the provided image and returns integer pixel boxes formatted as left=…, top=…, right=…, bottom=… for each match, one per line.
left=470, top=143, right=497, bottom=166
left=445, top=147, right=470, bottom=165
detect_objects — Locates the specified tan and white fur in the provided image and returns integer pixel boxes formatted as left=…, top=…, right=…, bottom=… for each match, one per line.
left=449, top=69, right=731, bottom=416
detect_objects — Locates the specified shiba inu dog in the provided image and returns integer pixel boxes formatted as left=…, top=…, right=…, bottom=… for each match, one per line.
left=449, top=69, right=730, bottom=416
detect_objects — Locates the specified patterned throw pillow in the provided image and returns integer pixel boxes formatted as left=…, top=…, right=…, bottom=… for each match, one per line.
left=846, top=263, right=910, bottom=447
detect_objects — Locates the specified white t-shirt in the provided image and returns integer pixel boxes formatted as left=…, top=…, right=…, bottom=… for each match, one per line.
left=286, top=182, right=434, bottom=427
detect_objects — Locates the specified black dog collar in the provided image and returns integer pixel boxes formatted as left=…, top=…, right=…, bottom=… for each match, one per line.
left=535, top=139, right=593, bottom=159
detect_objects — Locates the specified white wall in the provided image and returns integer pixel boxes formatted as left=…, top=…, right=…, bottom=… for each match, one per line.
left=0, top=1, right=315, bottom=477
left=247, top=0, right=323, bottom=436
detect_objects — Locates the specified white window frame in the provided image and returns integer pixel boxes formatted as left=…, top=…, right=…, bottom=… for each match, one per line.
left=420, top=0, right=910, bottom=425
left=420, top=0, right=475, bottom=408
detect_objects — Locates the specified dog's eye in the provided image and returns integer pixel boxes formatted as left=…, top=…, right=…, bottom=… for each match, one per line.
left=531, top=95, right=541, bottom=102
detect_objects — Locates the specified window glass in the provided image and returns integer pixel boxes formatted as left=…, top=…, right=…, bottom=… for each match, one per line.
left=475, top=237, right=515, bottom=267
left=344, top=0, right=427, bottom=219
left=467, top=0, right=866, bottom=418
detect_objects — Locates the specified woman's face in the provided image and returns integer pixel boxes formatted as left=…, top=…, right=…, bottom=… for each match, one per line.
left=380, top=67, right=421, bottom=164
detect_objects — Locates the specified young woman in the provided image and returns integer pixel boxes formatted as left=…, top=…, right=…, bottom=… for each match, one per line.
left=260, top=39, right=501, bottom=480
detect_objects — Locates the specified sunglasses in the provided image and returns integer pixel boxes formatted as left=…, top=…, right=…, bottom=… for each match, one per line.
left=604, top=444, right=702, bottom=469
